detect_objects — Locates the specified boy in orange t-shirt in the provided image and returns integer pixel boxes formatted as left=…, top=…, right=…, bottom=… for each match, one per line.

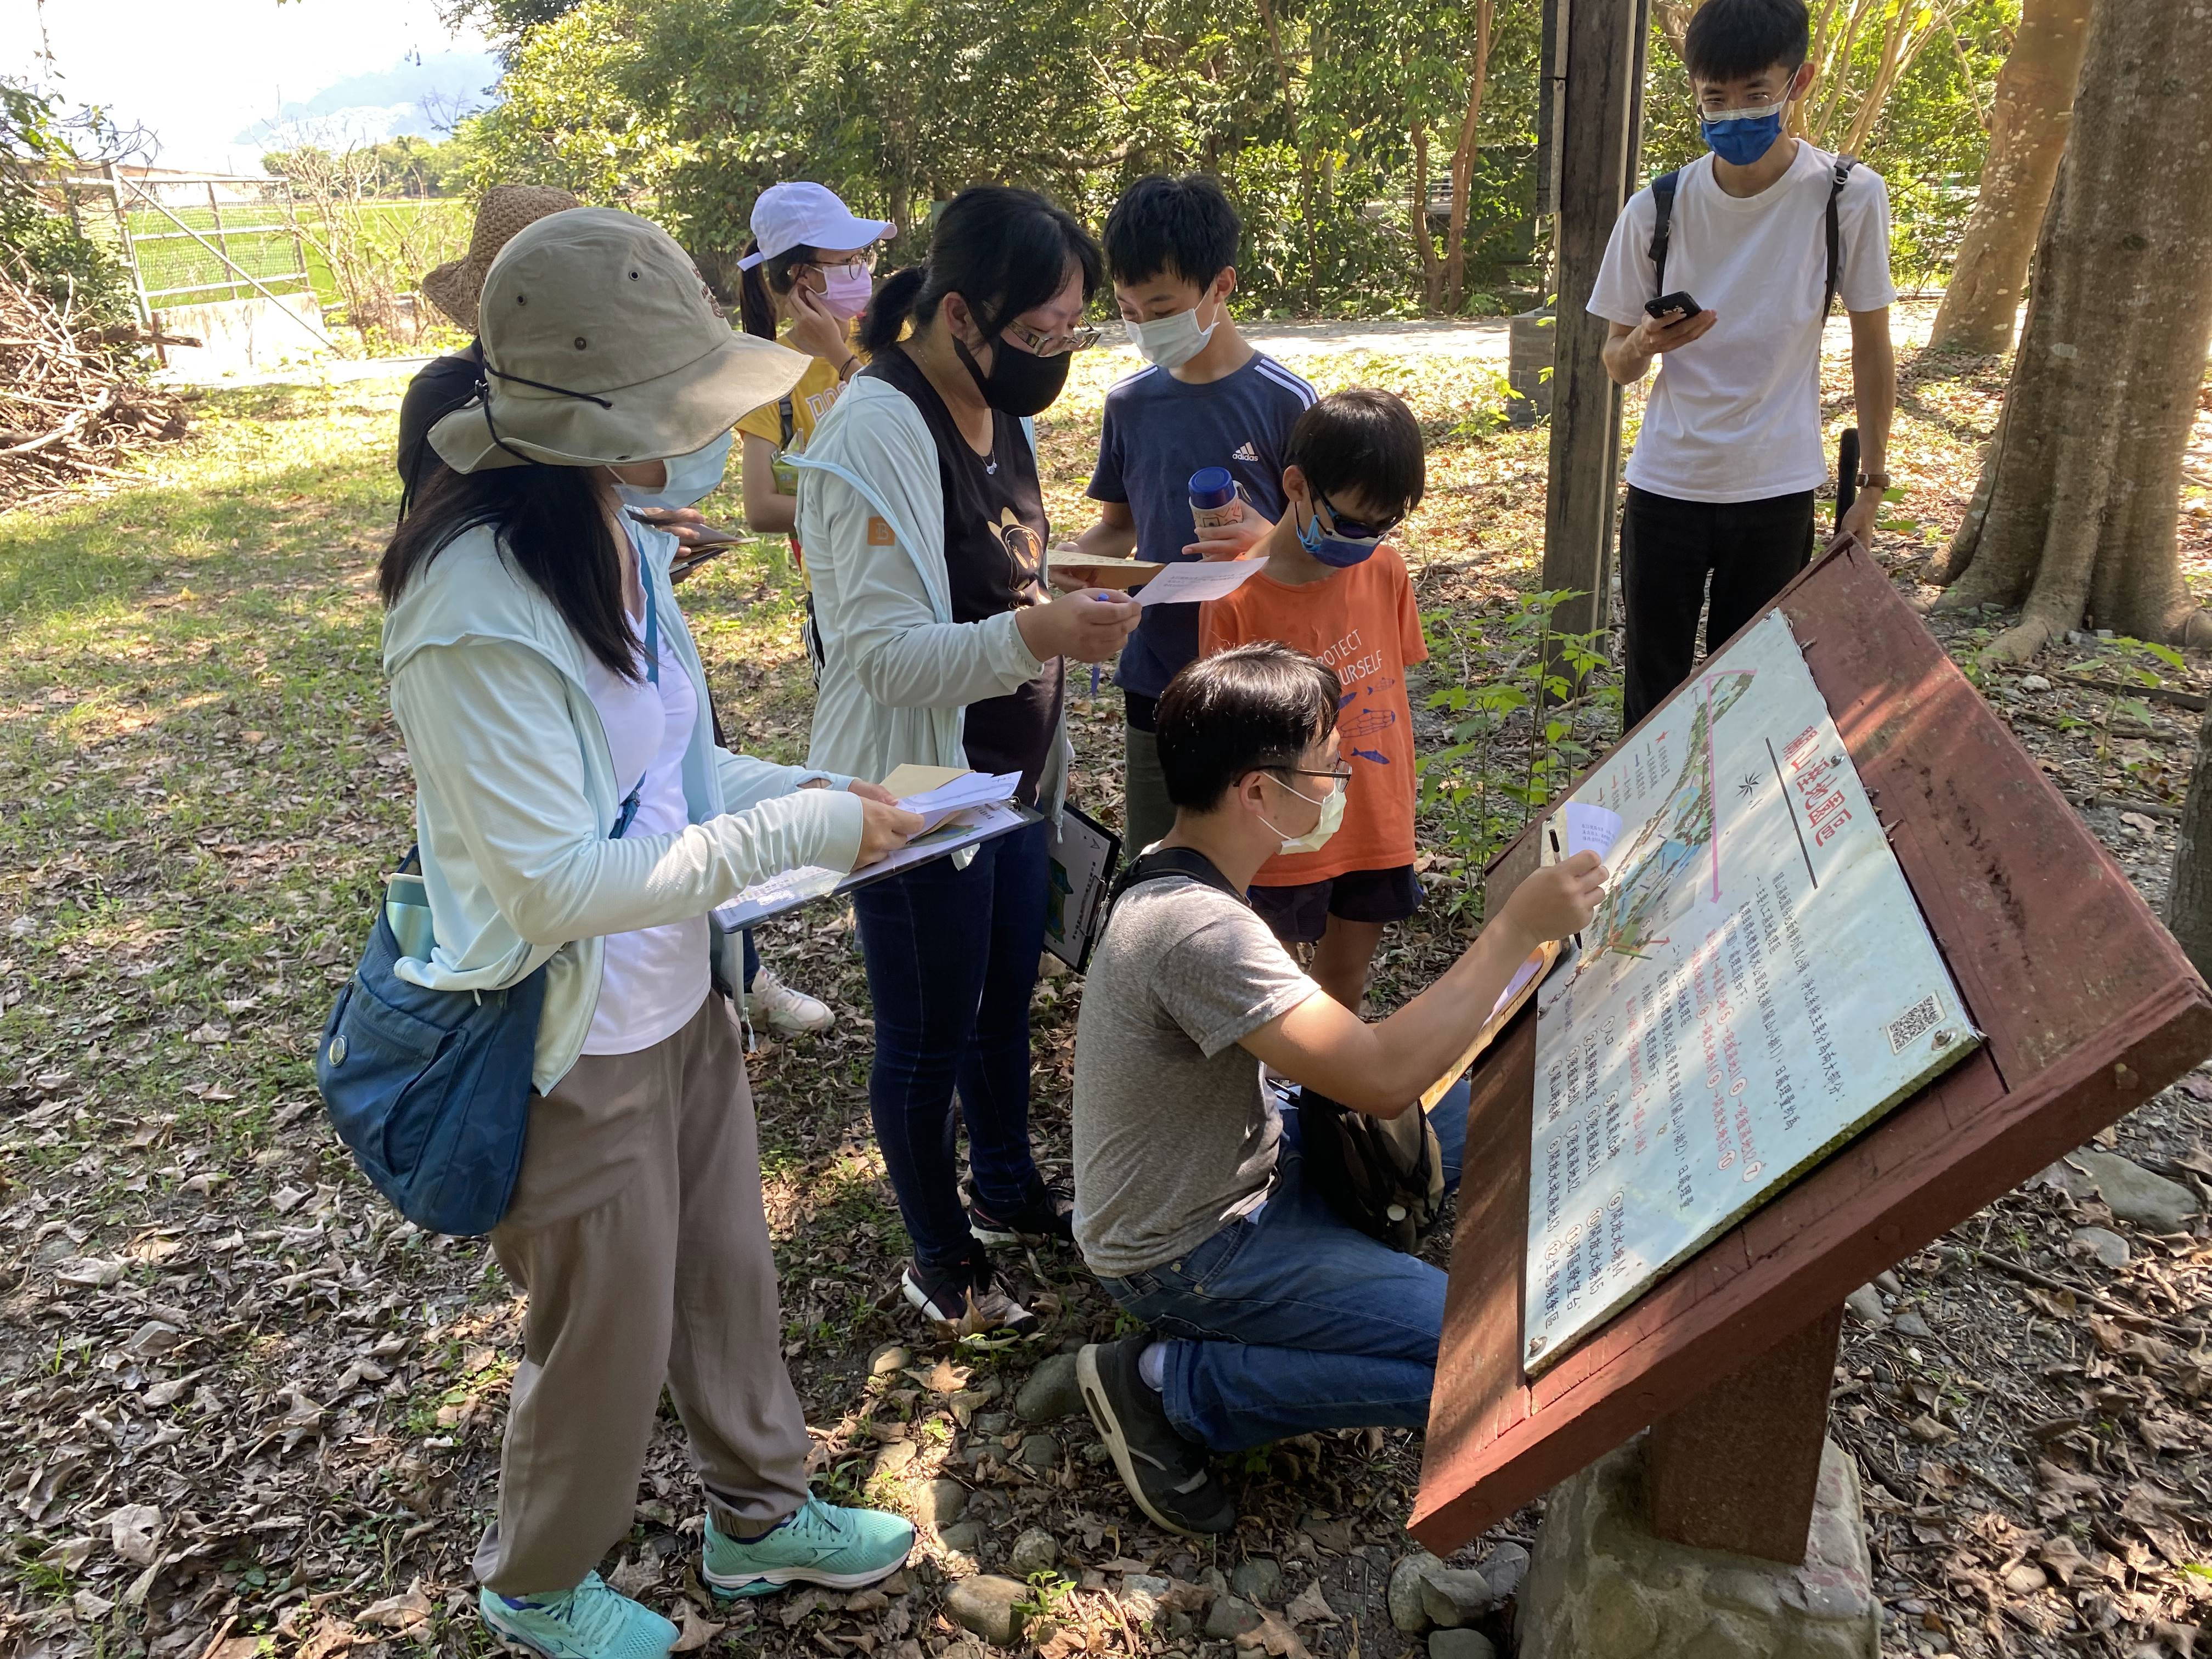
left=1198, top=388, right=1427, bottom=1012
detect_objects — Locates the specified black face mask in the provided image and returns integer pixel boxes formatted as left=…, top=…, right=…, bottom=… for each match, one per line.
left=955, top=334, right=1070, bottom=417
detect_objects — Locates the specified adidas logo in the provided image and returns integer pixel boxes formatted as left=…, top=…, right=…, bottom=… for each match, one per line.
left=1231, top=442, right=1259, bottom=462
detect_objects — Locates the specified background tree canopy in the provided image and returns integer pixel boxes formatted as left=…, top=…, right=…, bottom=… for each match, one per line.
left=436, top=0, right=2016, bottom=315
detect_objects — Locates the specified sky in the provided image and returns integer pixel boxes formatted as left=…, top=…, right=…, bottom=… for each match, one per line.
left=0, top=0, right=495, bottom=174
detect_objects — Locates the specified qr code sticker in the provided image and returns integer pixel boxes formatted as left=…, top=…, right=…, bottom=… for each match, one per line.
left=1887, top=994, right=1942, bottom=1054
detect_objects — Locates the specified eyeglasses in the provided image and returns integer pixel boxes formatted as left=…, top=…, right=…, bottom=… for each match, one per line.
left=1269, top=765, right=1353, bottom=792
left=792, top=249, right=879, bottom=292
left=998, top=318, right=1104, bottom=358
left=1313, top=487, right=1406, bottom=542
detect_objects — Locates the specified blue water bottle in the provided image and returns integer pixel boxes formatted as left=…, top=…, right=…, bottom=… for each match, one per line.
left=1189, top=466, right=1243, bottom=533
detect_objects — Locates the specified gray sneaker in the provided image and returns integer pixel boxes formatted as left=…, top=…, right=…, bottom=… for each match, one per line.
left=1077, top=1337, right=1235, bottom=1536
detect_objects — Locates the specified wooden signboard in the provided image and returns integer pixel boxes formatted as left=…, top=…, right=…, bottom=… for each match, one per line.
left=1410, top=543, right=2212, bottom=1556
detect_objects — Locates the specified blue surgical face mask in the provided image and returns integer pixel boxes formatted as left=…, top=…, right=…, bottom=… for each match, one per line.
left=1295, top=493, right=1386, bottom=568
left=615, top=428, right=735, bottom=513
left=1700, top=105, right=1786, bottom=167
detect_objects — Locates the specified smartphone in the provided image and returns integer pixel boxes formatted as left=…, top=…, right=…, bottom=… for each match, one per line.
left=1645, top=291, right=1701, bottom=321
left=668, top=548, right=729, bottom=582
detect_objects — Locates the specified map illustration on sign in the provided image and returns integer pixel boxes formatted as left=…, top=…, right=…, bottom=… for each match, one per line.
left=1523, top=611, right=1980, bottom=1372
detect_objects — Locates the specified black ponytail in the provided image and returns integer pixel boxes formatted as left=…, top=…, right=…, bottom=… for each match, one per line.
left=855, top=186, right=1102, bottom=357
left=738, top=239, right=820, bottom=341
left=379, top=460, right=642, bottom=682
left=856, top=266, right=928, bottom=356
left=738, top=239, right=777, bottom=340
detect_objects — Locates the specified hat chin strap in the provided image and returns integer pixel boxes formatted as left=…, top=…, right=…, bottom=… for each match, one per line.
left=476, top=360, right=615, bottom=466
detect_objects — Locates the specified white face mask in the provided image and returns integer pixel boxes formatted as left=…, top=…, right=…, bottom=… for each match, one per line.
left=615, top=428, right=735, bottom=513
left=1260, top=772, right=1347, bottom=856
left=1124, top=295, right=1220, bottom=370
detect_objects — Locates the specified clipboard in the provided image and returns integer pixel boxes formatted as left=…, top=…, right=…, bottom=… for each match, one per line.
left=1418, top=938, right=1563, bottom=1112
left=714, top=803, right=1039, bottom=931
left=1043, top=805, right=1122, bottom=973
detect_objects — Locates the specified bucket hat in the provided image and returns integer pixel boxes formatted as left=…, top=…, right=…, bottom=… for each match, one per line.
left=427, top=207, right=810, bottom=473
left=736, top=182, right=895, bottom=270
left=420, top=184, right=582, bottom=332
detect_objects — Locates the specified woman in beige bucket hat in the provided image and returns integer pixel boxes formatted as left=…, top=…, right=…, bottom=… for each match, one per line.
left=377, top=207, right=923, bottom=1657
left=405, top=184, right=845, bottom=1045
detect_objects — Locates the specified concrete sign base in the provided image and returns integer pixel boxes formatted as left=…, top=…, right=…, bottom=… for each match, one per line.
left=1516, top=1434, right=1877, bottom=1659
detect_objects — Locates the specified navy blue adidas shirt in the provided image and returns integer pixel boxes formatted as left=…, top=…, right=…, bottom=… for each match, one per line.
left=1087, top=351, right=1317, bottom=704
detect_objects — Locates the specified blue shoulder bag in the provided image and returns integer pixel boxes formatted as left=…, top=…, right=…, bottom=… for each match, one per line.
left=317, top=584, right=661, bottom=1236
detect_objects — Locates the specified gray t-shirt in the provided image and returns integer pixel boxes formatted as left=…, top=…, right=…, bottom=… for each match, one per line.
left=1073, top=874, right=1318, bottom=1278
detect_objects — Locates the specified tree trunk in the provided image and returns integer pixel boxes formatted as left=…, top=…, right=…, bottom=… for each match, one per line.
left=1927, top=0, right=2094, bottom=356
left=1653, top=0, right=1694, bottom=63
left=1927, top=0, right=2212, bottom=664
left=2170, top=702, right=2212, bottom=980
left=1442, top=0, right=1497, bottom=314
left=1412, top=122, right=1442, bottom=313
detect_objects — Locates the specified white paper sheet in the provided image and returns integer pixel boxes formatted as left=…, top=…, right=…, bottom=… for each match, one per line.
left=1490, top=950, right=1546, bottom=1022
left=1561, top=802, right=1623, bottom=863
left=898, top=770, right=1020, bottom=833
left=1131, top=559, right=1268, bottom=607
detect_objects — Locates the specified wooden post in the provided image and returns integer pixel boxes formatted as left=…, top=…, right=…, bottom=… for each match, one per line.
left=1643, top=1305, right=1844, bottom=1564
left=1539, top=0, right=1651, bottom=652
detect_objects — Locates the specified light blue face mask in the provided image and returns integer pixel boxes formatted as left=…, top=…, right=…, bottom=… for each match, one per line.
left=1700, top=105, right=1786, bottom=167
left=615, top=428, right=735, bottom=513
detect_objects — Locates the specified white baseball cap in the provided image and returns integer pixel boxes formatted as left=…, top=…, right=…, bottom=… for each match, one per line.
left=737, top=182, right=896, bottom=270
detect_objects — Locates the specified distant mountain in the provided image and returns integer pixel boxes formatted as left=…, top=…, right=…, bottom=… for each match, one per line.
left=235, top=49, right=500, bottom=148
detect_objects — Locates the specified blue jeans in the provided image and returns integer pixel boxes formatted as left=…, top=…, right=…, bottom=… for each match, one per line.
left=851, top=820, right=1050, bottom=1274
left=1094, top=1078, right=1471, bottom=1453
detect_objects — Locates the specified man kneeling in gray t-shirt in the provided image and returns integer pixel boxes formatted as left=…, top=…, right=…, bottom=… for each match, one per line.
left=1070, top=642, right=1605, bottom=1537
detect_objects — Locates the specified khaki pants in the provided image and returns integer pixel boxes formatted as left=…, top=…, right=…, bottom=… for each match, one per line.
left=1123, top=723, right=1175, bottom=860
left=472, top=994, right=810, bottom=1594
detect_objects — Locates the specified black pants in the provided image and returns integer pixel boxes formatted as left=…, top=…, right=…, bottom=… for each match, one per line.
left=1620, top=484, right=1816, bottom=729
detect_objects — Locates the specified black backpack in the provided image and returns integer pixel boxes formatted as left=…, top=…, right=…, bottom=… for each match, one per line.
left=1108, top=849, right=1446, bottom=1254
left=1650, top=153, right=1858, bottom=317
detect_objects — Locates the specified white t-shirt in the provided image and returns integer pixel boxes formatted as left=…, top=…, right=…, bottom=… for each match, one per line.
left=1587, top=143, right=1897, bottom=504
left=580, top=597, right=711, bottom=1055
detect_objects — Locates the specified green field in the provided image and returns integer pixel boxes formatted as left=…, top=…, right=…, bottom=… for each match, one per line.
left=121, top=197, right=468, bottom=315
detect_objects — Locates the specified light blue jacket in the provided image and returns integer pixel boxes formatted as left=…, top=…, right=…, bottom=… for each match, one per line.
left=793, top=374, right=1070, bottom=819
left=381, top=520, right=861, bottom=1091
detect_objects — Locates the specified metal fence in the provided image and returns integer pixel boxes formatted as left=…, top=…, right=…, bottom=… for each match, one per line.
left=32, top=166, right=336, bottom=359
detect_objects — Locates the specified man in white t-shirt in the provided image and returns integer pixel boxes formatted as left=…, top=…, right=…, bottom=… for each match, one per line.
left=1588, top=0, right=1897, bottom=727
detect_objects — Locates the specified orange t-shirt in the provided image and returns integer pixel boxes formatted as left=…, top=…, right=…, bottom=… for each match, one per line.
left=1198, top=546, right=1428, bottom=885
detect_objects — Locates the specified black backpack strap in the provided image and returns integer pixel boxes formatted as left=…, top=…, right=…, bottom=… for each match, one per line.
left=1824, top=156, right=1858, bottom=317
left=778, top=395, right=795, bottom=452
left=1107, top=847, right=1245, bottom=914
left=1648, top=169, right=1680, bottom=297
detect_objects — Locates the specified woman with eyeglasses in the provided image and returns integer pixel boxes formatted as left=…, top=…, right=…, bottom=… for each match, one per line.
left=794, top=185, right=1142, bottom=1333
left=734, top=183, right=892, bottom=555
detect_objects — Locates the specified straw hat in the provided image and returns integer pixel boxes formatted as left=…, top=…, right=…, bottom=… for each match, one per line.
left=421, top=184, right=582, bottom=331
left=427, top=207, right=810, bottom=473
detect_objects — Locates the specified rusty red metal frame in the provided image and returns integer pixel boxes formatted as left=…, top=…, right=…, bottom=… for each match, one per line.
left=1411, top=545, right=2212, bottom=1553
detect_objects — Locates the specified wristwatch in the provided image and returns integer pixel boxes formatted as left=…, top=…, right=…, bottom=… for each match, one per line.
left=1857, top=470, right=1892, bottom=489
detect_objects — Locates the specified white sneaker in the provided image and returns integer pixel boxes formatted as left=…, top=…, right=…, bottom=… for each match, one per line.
left=745, top=967, right=834, bottom=1035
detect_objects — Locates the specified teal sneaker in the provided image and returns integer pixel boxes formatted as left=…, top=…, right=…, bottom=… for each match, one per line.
left=477, top=1572, right=676, bottom=1659
left=702, top=1493, right=916, bottom=1598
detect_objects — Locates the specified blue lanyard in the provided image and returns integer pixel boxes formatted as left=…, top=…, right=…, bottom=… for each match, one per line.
left=610, top=570, right=660, bottom=839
